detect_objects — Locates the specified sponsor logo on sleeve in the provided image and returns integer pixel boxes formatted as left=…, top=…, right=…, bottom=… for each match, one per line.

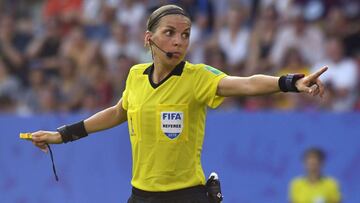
left=205, top=65, right=222, bottom=75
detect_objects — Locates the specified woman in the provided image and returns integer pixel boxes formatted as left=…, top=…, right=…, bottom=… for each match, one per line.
left=289, top=148, right=341, bottom=203
left=30, top=5, right=327, bottom=203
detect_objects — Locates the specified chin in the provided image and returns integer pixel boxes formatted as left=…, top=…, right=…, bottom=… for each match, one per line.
left=165, top=57, right=182, bottom=65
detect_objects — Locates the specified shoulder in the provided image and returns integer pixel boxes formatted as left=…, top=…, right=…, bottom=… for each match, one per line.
left=183, top=61, right=206, bottom=72
left=184, top=62, right=224, bottom=76
left=129, top=63, right=152, bottom=75
left=322, top=176, right=340, bottom=187
left=290, top=176, right=307, bottom=187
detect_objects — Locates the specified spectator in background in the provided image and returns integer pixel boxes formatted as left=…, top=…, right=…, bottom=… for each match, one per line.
left=257, top=0, right=292, bottom=20
left=80, top=88, right=99, bottom=112
left=278, top=47, right=310, bottom=76
left=271, top=6, right=325, bottom=67
left=26, top=18, right=62, bottom=77
left=43, top=0, right=82, bottom=20
left=170, top=0, right=214, bottom=24
left=82, top=45, right=114, bottom=109
left=324, top=7, right=351, bottom=40
left=289, top=147, right=341, bottom=203
left=246, top=5, right=279, bottom=76
left=0, top=0, right=360, bottom=113
left=115, top=0, right=146, bottom=36
left=60, top=26, right=95, bottom=74
left=312, top=37, right=358, bottom=111
left=37, top=84, right=58, bottom=113
left=81, top=1, right=113, bottom=41
left=110, top=54, right=135, bottom=101
left=57, top=58, right=85, bottom=112
left=217, top=3, right=250, bottom=74
left=101, top=23, right=141, bottom=70
left=23, top=68, right=49, bottom=113
left=0, top=59, right=21, bottom=106
left=0, top=14, right=32, bottom=83
left=322, top=6, right=360, bottom=58
left=343, top=15, right=360, bottom=57
left=188, top=11, right=212, bottom=63
left=273, top=47, right=314, bottom=110
left=42, top=0, right=82, bottom=35
left=204, top=45, right=227, bottom=72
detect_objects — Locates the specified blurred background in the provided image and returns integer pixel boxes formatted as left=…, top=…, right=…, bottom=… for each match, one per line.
left=0, top=0, right=360, bottom=202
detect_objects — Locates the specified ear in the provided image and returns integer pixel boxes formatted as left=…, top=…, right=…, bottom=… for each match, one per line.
left=144, top=31, right=152, bottom=47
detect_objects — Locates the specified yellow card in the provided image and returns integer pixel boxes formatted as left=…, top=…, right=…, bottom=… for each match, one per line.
left=20, top=133, right=32, bottom=140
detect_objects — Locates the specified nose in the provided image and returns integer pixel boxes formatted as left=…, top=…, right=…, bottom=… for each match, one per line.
left=172, top=34, right=183, bottom=47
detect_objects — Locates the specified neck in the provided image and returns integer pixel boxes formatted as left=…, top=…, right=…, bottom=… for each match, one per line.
left=152, top=59, right=174, bottom=84
left=308, top=172, right=321, bottom=183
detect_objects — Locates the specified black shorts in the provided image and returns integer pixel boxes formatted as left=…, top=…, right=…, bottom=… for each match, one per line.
left=127, top=185, right=211, bottom=203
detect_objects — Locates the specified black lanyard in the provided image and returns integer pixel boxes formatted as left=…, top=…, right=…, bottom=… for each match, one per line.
left=47, top=144, right=59, bottom=181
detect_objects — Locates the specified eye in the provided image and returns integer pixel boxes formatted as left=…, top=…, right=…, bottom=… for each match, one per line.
left=165, top=30, right=174, bottom=36
left=182, top=32, right=190, bottom=39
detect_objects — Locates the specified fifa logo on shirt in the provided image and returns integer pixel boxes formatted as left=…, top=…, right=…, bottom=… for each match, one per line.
left=161, top=112, right=183, bottom=139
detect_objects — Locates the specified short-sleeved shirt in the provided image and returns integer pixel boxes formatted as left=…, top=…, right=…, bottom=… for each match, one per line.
left=289, top=176, right=341, bottom=203
left=122, top=61, right=227, bottom=191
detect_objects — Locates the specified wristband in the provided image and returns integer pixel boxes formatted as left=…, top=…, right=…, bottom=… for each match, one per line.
left=57, top=121, right=88, bottom=143
left=278, top=74, right=305, bottom=92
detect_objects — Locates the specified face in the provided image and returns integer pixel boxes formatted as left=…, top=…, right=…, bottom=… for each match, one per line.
left=326, top=39, right=343, bottom=62
left=145, top=15, right=191, bottom=66
left=227, top=9, right=241, bottom=29
left=304, top=154, right=322, bottom=175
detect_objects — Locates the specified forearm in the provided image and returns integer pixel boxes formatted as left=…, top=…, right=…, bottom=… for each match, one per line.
left=246, top=75, right=280, bottom=95
left=84, top=100, right=127, bottom=134
left=217, top=75, right=280, bottom=97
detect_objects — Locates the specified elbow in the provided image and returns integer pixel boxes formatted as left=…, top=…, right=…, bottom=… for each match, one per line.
left=217, top=76, right=254, bottom=97
left=245, top=76, right=259, bottom=96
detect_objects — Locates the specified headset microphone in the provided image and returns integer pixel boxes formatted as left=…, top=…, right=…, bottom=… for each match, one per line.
left=149, top=39, right=173, bottom=58
left=166, top=52, right=173, bottom=58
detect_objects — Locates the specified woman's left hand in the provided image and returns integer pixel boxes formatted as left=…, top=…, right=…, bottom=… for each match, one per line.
left=295, top=66, right=328, bottom=97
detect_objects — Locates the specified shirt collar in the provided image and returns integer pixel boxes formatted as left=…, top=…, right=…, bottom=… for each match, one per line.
left=143, top=61, right=185, bottom=76
left=143, top=61, right=186, bottom=89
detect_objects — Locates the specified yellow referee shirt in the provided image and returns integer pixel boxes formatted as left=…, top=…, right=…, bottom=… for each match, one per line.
left=122, top=61, right=227, bottom=191
left=289, top=176, right=341, bottom=203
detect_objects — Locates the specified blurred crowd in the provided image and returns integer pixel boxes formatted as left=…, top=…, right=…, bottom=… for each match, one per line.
left=0, top=0, right=359, bottom=114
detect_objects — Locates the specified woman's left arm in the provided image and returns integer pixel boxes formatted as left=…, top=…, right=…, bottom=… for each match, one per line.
left=217, top=67, right=328, bottom=97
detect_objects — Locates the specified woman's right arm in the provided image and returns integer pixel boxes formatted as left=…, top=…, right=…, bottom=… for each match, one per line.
left=84, top=99, right=127, bottom=133
left=31, top=99, right=127, bottom=152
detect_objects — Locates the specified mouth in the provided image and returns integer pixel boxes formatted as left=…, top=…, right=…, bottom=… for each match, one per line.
left=171, top=52, right=182, bottom=58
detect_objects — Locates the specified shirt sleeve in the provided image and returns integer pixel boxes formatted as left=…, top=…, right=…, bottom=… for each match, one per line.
left=121, top=69, right=133, bottom=110
left=194, top=64, right=227, bottom=108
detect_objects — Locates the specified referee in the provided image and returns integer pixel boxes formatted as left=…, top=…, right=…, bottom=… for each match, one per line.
left=31, top=5, right=328, bottom=203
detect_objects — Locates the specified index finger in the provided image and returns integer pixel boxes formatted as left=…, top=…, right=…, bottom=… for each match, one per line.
left=308, top=66, right=328, bottom=80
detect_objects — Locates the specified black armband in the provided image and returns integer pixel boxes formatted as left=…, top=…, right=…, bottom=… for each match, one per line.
left=278, top=74, right=305, bottom=92
left=57, top=121, right=88, bottom=143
